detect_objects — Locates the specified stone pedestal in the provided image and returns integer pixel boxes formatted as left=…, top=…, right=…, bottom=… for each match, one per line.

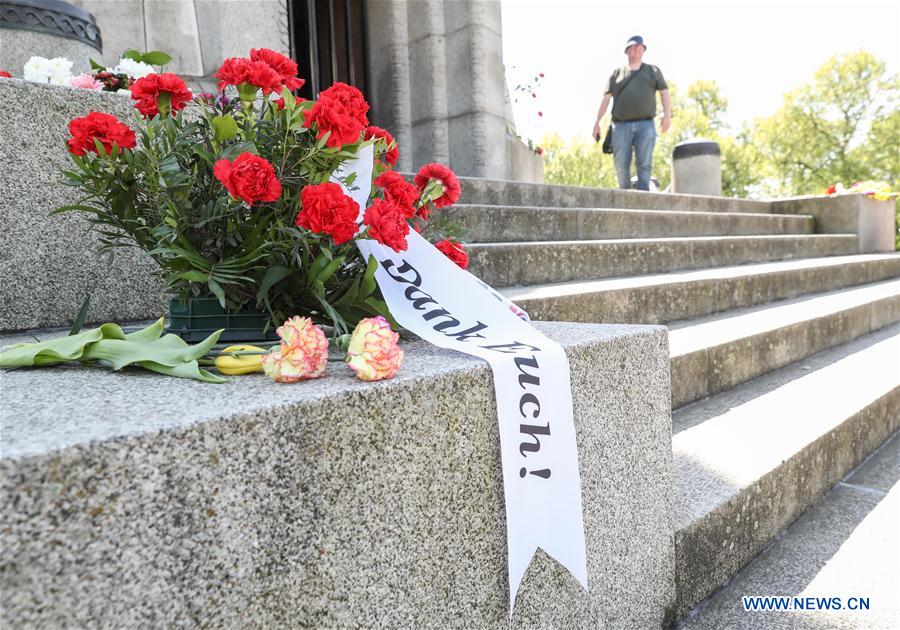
left=0, top=0, right=101, bottom=75
left=671, top=139, right=721, bottom=196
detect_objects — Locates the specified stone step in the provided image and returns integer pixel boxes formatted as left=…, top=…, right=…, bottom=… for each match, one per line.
left=467, top=235, right=860, bottom=287
left=679, top=432, right=899, bottom=629
left=669, top=279, right=900, bottom=408
left=501, top=254, right=900, bottom=325
left=0, top=322, right=675, bottom=629
left=458, top=177, right=774, bottom=213
left=441, top=205, right=814, bottom=242
left=672, top=324, right=900, bottom=618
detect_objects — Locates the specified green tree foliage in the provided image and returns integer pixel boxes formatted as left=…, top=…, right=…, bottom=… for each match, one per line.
left=753, top=51, right=899, bottom=195
left=541, top=132, right=618, bottom=189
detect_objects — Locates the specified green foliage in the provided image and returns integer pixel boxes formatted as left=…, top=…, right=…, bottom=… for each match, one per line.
left=123, top=49, right=173, bottom=67
left=0, top=319, right=226, bottom=383
left=752, top=51, right=898, bottom=196
left=541, top=132, right=618, bottom=188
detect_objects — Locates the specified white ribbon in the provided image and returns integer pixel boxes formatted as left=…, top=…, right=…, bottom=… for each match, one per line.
left=335, top=147, right=588, bottom=611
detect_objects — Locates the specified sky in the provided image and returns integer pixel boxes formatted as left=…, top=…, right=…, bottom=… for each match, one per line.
left=500, top=0, right=900, bottom=144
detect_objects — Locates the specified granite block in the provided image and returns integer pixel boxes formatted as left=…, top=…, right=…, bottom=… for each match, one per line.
left=0, top=321, right=674, bottom=629
left=0, top=79, right=168, bottom=332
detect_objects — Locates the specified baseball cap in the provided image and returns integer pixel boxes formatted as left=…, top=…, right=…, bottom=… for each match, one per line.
left=624, top=35, right=646, bottom=52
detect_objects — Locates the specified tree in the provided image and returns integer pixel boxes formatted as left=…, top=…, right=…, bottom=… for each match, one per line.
left=753, top=51, right=899, bottom=195
left=541, top=132, right=618, bottom=189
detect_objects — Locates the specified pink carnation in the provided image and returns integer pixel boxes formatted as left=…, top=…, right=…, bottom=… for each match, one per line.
left=69, top=73, right=103, bottom=91
left=346, top=316, right=403, bottom=381
left=261, top=316, right=329, bottom=382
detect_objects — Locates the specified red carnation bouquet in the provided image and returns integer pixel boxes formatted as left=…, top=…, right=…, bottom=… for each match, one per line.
left=58, top=48, right=464, bottom=335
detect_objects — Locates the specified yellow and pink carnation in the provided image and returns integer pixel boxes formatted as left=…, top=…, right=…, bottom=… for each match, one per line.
left=261, top=316, right=329, bottom=383
left=346, top=316, right=403, bottom=381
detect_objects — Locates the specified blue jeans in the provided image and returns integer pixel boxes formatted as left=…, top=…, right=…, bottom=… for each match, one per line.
left=612, top=119, right=657, bottom=190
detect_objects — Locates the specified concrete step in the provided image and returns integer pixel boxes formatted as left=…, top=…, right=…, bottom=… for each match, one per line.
left=672, top=325, right=900, bottom=618
left=679, top=433, right=899, bottom=629
left=442, top=205, right=814, bottom=242
left=0, top=321, right=675, bottom=628
left=501, top=254, right=900, bottom=325
left=467, top=234, right=860, bottom=287
left=669, top=279, right=900, bottom=408
left=458, top=177, right=774, bottom=213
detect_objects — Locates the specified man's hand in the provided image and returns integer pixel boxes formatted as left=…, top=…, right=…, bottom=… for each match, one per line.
left=660, top=115, right=671, bottom=133
left=592, top=122, right=602, bottom=141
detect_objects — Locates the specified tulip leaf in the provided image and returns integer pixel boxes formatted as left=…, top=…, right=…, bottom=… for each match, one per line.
left=0, top=319, right=227, bottom=383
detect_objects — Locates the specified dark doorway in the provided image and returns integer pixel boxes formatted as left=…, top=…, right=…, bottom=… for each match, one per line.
left=288, top=0, right=369, bottom=100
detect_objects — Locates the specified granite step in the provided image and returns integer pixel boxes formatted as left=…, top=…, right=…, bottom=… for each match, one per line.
left=0, top=321, right=674, bottom=629
left=441, top=205, right=813, bottom=242
left=500, top=254, right=900, bottom=325
left=671, top=324, right=900, bottom=618
left=467, top=234, right=859, bottom=287
left=458, top=177, right=773, bottom=213
left=678, top=432, right=899, bottom=629
left=669, top=279, right=900, bottom=408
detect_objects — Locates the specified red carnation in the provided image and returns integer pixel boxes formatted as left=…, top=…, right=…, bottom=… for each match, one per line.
left=215, top=57, right=283, bottom=95
left=214, top=153, right=282, bottom=205
left=250, top=48, right=305, bottom=91
left=434, top=239, right=468, bottom=269
left=826, top=184, right=837, bottom=195
left=0, top=71, right=12, bottom=78
left=302, top=82, right=368, bottom=148
left=365, top=125, right=399, bottom=166
left=130, top=73, right=192, bottom=118
left=67, top=112, right=136, bottom=156
left=414, top=163, right=461, bottom=208
left=296, top=182, right=360, bottom=245
left=363, top=198, right=410, bottom=252
left=374, top=171, right=418, bottom=217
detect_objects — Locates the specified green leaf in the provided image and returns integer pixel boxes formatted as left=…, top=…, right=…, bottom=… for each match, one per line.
left=279, top=86, right=296, bottom=109
left=207, top=277, right=226, bottom=307
left=220, top=141, right=259, bottom=160
left=123, top=49, right=143, bottom=62
left=89, top=58, right=105, bottom=71
left=256, top=265, right=294, bottom=306
left=0, top=324, right=124, bottom=367
left=212, top=115, right=239, bottom=142
left=140, top=51, right=173, bottom=66
left=177, top=270, right=209, bottom=283
left=360, top=254, right=379, bottom=297
left=69, top=294, right=92, bottom=335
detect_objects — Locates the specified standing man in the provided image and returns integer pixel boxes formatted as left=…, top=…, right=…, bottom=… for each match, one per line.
left=593, top=35, right=671, bottom=191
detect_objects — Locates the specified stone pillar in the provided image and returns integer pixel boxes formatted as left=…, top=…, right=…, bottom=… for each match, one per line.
left=0, top=0, right=102, bottom=75
left=367, top=0, right=540, bottom=182
left=671, top=139, right=722, bottom=196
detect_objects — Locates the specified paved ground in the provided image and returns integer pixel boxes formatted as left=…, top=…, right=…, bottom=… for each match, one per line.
left=679, top=431, right=900, bottom=630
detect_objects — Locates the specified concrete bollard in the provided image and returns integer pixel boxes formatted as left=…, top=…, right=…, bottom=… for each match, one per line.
left=672, top=139, right=722, bottom=196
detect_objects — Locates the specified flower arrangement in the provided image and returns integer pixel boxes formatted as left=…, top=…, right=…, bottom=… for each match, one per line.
left=57, top=48, right=464, bottom=339
left=17, top=50, right=172, bottom=93
left=826, top=180, right=898, bottom=201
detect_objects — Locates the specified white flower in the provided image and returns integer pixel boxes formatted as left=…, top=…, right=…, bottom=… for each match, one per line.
left=47, top=57, right=73, bottom=76
left=23, top=56, right=51, bottom=82
left=23, top=56, right=72, bottom=85
left=112, top=58, right=154, bottom=79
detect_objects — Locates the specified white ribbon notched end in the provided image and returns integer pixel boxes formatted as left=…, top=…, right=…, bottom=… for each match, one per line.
left=337, top=146, right=589, bottom=617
